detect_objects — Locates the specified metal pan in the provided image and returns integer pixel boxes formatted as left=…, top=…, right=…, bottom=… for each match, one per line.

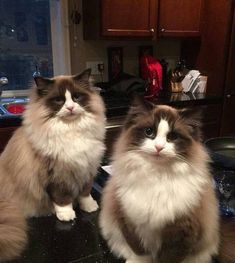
left=205, top=137, right=235, bottom=171
left=205, top=137, right=235, bottom=158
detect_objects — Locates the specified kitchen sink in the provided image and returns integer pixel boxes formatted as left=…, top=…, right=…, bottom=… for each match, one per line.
left=0, top=97, right=29, bottom=117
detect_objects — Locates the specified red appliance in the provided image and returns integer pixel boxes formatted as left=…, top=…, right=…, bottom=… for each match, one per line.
left=6, top=104, right=25, bottom=114
left=140, top=55, right=163, bottom=98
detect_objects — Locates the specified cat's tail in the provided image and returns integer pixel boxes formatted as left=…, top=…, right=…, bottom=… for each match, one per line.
left=0, top=200, right=27, bottom=262
left=217, top=219, right=235, bottom=263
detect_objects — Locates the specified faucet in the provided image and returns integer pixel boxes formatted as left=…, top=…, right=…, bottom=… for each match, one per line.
left=0, top=77, right=8, bottom=96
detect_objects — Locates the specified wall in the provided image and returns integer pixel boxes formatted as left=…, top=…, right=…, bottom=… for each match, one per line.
left=69, top=0, right=181, bottom=82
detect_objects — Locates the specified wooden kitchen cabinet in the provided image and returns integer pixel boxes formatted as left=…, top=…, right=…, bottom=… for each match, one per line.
left=101, top=0, right=158, bottom=37
left=220, top=5, right=235, bottom=136
left=83, top=0, right=204, bottom=39
left=200, top=104, right=222, bottom=140
left=158, top=0, right=203, bottom=37
left=221, top=96, right=235, bottom=136
left=181, top=0, right=232, bottom=96
left=181, top=0, right=235, bottom=137
left=184, top=0, right=235, bottom=136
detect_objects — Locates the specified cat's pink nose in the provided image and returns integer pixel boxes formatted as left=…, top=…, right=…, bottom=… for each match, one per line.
left=67, top=106, right=74, bottom=112
left=155, top=145, right=164, bottom=153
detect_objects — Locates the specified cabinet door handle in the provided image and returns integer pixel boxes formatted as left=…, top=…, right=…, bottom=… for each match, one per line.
left=160, top=28, right=165, bottom=32
left=227, top=94, right=231, bottom=98
left=150, top=28, right=155, bottom=32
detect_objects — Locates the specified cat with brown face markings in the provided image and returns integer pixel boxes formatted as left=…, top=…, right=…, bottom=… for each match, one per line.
left=99, top=98, right=235, bottom=263
left=0, top=69, right=106, bottom=262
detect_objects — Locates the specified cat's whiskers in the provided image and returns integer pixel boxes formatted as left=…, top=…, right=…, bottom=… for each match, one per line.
left=175, top=154, right=193, bottom=168
left=82, top=105, right=90, bottom=109
left=127, top=148, right=156, bottom=155
left=127, top=148, right=175, bottom=161
left=125, top=148, right=194, bottom=171
left=43, top=113, right=54, bottom=122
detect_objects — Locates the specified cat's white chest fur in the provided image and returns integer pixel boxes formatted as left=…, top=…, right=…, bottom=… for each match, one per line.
left=25, top=112, right=105, bottom=176
left=47, top=126, right=103, bottom=162
left=50, top=129, right=104, bottom=176
left=115, top=153, right=208, bottom=230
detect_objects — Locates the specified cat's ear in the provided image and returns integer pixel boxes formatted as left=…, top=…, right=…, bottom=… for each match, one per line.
left=129, top=95, right=155, bottom=116
left=125, top=96, right=154, bottom=127
left=179, top=108, right=202, bottom=123
left=179, top=108, right=203, bottom=140
left=73, top=68, right=91, bottom=82
left=34, top=76, right=54, bottom=96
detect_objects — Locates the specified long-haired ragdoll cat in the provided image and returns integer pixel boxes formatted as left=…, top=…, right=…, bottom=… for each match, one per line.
left=0, top=69, right=106, bottom=262
left=100, top=98, right=235, bottom=263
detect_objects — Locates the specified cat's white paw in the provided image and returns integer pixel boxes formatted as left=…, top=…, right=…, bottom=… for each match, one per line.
left=54, top=203, right=76, bottom=221
left=126, top=255, right=151, bottom=263
left=56, top=209, right=76, bottom=221
left=79, top=195, right=99, bottom=213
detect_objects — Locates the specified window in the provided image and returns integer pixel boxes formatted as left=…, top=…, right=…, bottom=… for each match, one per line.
left=0, top=0, right=71, bottom=97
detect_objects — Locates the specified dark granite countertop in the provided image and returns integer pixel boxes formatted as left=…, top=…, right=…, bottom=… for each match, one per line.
left=150, top=92, right=222, bottom=106
left=0, top=93, right=223, bottom=127
left=7, top=171, right=232, bottom=263
left=0, top=117, right=22, bottom=128
left=0, top=92, right=230, bottom=263
left=9, top=193, right=123, bottom=263
left=104, top=92, right=223, bottom=118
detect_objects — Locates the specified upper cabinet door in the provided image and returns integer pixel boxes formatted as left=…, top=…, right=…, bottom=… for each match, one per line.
left=158, top=0, right=203, bottom=37
left=224, top=7, right=235, bottom=95
left=101, top=0, right=158, bottom=37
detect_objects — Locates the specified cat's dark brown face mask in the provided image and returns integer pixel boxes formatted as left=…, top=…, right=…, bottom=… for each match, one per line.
left=33, top=69, right=95, bottom=119
left=122, top=98, right=202, bottom=160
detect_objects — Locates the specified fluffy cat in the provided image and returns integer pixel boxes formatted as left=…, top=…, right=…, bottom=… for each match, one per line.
left=99, top=98, right=235, bottom=263
left=0, top=69, right=106, bottom=261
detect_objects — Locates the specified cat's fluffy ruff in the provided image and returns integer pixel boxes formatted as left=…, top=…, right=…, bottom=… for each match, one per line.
left=0, top=70, right=106, bottom=261
left=99, top=103, right=220, bottom=263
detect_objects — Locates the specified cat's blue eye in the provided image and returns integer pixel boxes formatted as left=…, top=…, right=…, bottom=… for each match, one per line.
left=53, top=97, right=64, bottom=104
left=167, top=131, right=179, bottom=141
left=73, top=93, right=82, bottom=102
left=144, top=127, right=154, bottom=138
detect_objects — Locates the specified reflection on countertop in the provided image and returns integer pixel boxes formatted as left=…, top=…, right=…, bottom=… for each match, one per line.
left=0, top=92, right=223, bottom=124
left=103, top=91, right=223, bottom=118
left=150, top=92, right=222, bottom=106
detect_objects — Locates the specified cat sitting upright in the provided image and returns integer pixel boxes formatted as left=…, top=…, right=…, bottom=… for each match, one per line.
left=99, top=98, right=235, bottom=263
left=0, top=69, right=106, bottom=261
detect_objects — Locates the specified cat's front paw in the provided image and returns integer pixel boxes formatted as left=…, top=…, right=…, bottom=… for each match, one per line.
left=126, top=255, right=151, bottom=263
left=79, top=195, right=99, bottom=213
left=56, top=209, right=76, bottom=221
left=54, top=203, right=76, bottom=221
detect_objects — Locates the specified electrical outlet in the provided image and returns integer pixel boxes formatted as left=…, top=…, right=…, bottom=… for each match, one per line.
left=86, top=61, right=104, bottom=75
